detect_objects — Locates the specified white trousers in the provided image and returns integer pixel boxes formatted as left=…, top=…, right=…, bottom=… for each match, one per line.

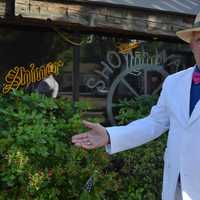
left=175, top=181, right=183, bottom=200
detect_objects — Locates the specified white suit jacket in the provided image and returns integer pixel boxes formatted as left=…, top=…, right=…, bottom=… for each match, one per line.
left=106, top=66, right=200, bottom=200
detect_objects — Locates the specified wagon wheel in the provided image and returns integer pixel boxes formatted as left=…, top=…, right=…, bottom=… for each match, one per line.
left=106, top=64, right=169, bottom=125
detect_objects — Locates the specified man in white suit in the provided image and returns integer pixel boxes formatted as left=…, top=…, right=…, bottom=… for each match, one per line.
left=72, top=12, right=200, bottom=200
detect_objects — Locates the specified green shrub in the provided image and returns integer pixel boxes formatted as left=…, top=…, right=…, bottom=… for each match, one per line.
left=115, top=96, right=158, bottom=125
left=113, top=95, right=167, bottom=200
left=0, top=91, right=168, bottom=200
left=0, top=90, right=119, bottom=200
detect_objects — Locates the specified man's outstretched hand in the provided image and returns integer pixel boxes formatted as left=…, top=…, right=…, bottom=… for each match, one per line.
left=72, top=120, right=109, bottom=149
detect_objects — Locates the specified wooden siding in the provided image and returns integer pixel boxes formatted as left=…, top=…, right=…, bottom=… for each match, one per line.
left=0, top=0, right=6, bottom=17
left=14, top=0, right=195, bottom=39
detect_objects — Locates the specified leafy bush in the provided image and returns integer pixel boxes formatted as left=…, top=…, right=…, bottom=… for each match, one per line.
left=115, top=95, right=158, bottom=124
left=0, top=91, right=168, bottom=200
left=112, top=95, right=167, bottom=200
left=0, top=90, right=119, bottom=200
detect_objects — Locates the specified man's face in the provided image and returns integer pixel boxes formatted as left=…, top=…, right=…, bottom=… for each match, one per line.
left=190, top=32, right=200, bottom=64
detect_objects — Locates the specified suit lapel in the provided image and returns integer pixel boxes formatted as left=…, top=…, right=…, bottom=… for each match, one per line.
left=172, top=67, right=194, bottom=126
left=189, top=101, right=200, bottom=125
left=188, top=73, right=200, bottom=124
left=178, top=67, right=194, bottom=126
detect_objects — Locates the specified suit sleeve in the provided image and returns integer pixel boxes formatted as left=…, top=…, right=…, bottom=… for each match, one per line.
left=106, top=77, right=170, bottom=154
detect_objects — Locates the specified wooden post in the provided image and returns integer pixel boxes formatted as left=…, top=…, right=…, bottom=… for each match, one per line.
left=5, top=0, right=15, bottom=17
left=72, top=32, right=80, bottom=111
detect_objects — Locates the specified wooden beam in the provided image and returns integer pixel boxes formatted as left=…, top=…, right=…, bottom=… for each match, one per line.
left=14, top=0, right=194, bottom=39
left=72, top=33, right=80, bottom=103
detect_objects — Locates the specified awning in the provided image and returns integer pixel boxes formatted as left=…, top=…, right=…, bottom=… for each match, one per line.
left=74, top=0, right=200, bottom=15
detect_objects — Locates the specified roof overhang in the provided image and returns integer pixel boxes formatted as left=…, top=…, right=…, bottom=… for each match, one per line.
left=0, top=0, right=197, bottom=41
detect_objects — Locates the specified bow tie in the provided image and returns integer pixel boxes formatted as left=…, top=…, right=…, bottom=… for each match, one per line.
left=192, top=72, right=200, bottom=84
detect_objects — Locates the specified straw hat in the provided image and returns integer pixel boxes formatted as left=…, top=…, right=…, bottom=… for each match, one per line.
left=176, top=11, right=200, bottom=43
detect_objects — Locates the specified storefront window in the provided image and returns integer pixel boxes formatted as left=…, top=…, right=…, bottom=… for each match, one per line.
left=0, top=27, right=73, bottom=94
left=0, top=27, right=193, bottom=99
left=79, top=34, right=193, bottom=98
